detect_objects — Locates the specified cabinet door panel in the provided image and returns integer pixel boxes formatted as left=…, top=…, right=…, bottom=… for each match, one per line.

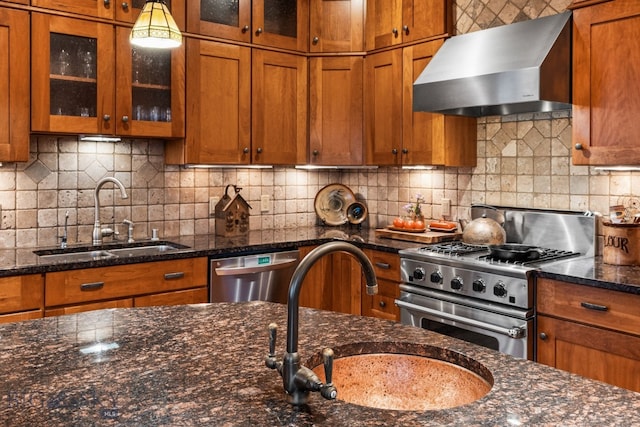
left=366, top=0, right=402, bottom=50
left=32, top=0, right=113, bottom=19
left=31, top=13, right=115, bottom=135
left=252, top=50, right=307, bottom=165
left=310, top=0, right=364, bottom=52
left=45, top=299, right=134, bottom=317
left=537, top=315, right=640, bottom=392
left=365, top=49, right=402, bottom=166
left=135, top=287, right=208, bottom=307
left=572, top=2, right=640, bottom=164
left=0, top=8, right=29, bottom=162
left=402, top=0, right=450, bottom=43
left=253, top=0, right=309, bottom=51
left=309, top=57, right=363, bottom=165
left=115, top=28, right=185, bottom=138
left=187, top=0, right=251, bottom=42
left=178, top=39, right=251, bottom=164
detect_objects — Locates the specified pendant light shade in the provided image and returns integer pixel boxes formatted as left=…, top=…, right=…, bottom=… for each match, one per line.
left=130, top=0, right=182, bottom=49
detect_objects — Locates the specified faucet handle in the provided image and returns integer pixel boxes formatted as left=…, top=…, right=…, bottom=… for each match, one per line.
left=268, top=322, right=277, bottom=357
left=320, top=348, right=337, bottom=400
left=265, top=323, right=281, bottom=371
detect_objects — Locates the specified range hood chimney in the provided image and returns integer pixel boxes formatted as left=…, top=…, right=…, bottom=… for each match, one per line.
left=413, top=12, right=572, bottom=117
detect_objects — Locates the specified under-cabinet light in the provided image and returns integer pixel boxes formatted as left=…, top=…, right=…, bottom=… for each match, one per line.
left=182, top=164, right=273, bottom=169
left=401, top=165, right=438, bottom=170
left=294, top=165, right=379, bottom=170
left=594, top=166, right=640, bottom=172
left=130, top=0, right=182, bottom=49
left=79, top=135, right=122, bottom=142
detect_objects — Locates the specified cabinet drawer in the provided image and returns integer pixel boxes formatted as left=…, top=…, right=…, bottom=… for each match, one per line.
left=45, top=258, right=208, bottom=307
left=135, top=287, right=208, bottom=307
left=45, top=299, right=134, bottom=317
left=365, top=249, right=400, bottom=282
left=362, top=278, right=400, bottom=321
left=0, top=274, right=44, bottom=315
left=0, top=310, right=43, bottom=324
left=537, top=278, right=640, bottom=336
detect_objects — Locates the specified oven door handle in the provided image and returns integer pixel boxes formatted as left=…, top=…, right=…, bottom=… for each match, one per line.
left=395, top=299, right=527, bottom=339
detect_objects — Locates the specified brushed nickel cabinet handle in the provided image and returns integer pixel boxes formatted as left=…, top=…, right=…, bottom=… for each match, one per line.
left=256, top=27, right=263, bottom=35
left=539, top=332, right=548, bottom=340
left=243, top=147, right=249, bottom=153
left=402, top=148, right=408, bottom=154
left=242, top=25, right=249, bottom=33
left=81, top=281, right=105, bottom=291
left=121, top=2, right=128, bottom=9
left=379, top=301, right=386, bottom=308
left=391, top=148, right=398, bottom=155
left=403, top=25, right=409, bottom=35
left=256, top=147, right=263, bottom=154
left=375, top=262, right=390, bottom=269
left=121, top=115, right=129, bottom=123
left=312, top=36, right=319, bottom=44
left=312, top=149, right=319, bottom=156
left=103, top=114, right=111, bottom=122
left=392, top=28, right=398, bottom=36
left=164, top=272, right=185, bottom=280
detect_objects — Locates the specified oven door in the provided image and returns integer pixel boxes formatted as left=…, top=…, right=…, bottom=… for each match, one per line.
left=396, top=285, right=534, bottom=360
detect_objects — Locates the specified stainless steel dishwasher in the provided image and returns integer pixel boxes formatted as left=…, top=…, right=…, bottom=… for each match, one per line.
left=209, top=249, right=300, bottom=303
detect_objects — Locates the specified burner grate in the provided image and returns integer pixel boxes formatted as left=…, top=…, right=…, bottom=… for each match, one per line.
left=419, top=242, right=487, bottom=256
left=478, top=248, right=580, bottom=265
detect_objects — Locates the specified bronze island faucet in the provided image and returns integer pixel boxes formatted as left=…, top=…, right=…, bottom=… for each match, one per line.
left=266, top=241, right=379, bottom=405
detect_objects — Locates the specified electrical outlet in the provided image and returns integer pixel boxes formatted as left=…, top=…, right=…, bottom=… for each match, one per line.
left=441, top=198, right=451, bottom=217
left=261, top=195, right=271, bottom=212
left=209, top=196, right=220, bottom=216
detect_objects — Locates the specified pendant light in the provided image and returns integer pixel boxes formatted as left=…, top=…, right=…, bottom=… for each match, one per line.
left=130, top=0, right=182, bottom=49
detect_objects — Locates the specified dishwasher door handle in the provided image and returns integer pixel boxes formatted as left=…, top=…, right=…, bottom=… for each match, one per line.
left=214, top=258, right=298, bottom=276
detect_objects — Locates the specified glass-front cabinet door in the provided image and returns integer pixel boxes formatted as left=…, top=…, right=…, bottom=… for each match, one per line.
left=187, top=0, right=251, bottom=42
left=114, top=27, right=185, bottom=138
left=31, top=13, right=115, bottom=136
left=253, top=0, right=308, bottom=51
left=116, top=0, right=185, bottom=30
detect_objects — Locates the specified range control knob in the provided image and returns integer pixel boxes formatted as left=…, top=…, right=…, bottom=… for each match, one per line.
left=451, top=277, right=463, bottom=290
left=493, top=281, right=508, bottom=298
left=430, top=271, right=443, bottom=284
left=412, top=268, right=425, bottom=281
left=472, top=279, right=486, bottom=293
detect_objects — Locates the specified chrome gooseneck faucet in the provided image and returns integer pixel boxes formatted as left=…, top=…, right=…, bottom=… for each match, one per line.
left=266, top=241, right=379, bottom=405
left=92, top=177, right=128, bottom=245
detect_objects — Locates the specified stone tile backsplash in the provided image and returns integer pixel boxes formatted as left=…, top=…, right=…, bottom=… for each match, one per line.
left=0, top=0, right=637, bottom=249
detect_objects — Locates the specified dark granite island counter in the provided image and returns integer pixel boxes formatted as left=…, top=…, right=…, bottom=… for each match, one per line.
left=1, top=303, right=639, bottom=426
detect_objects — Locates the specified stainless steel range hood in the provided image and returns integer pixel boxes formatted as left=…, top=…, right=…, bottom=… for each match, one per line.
left=413, top=12, right=572, bottom=117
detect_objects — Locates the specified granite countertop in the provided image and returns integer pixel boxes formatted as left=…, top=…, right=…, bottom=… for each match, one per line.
left=2, top=225, right=640, bottom=295
left=1, top=302, right=639, bottom=425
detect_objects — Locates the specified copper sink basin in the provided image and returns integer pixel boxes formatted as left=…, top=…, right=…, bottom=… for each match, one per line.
left=309, top=342, right=493, bottom=411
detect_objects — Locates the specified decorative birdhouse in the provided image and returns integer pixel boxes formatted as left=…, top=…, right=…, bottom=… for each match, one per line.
left=215, top=184, right=252, bottom=237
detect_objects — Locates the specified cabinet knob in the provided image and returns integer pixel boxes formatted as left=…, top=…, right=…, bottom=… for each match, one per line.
left=379, top=301, right=386, bottom=308
left=103, top=114, right=111, bottom=122
left=121, top=115, right=129, bottom=123
left=574, top=143, right=583, bottom=150
left=403, top=25, right=409, bottom=35
left=539, top=332, right=548, bottom=341
left=243, top=147, right=249, bottom=154
left=392, top=28, right=398, bottom=36
left=391, top=148, right=398, bottom=155
left=242, top=25, right=249, bottom=33
left=312, top=36, right=319, bottom=45
left=121, top=1, right=128, bottom=9
left=255, top=27, right=263, bottom=35
left=103, top=0, right=110, bottom=5
left=256, top=147, right=263, bottom=154
left=402, top=148, right=408, bottom=154
left=312, top=149, right=319, bottom=156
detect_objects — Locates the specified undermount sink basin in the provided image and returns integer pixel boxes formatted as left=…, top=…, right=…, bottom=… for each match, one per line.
left=36, top=250, right=116, bottom=263
left=310, top=342, right=493, bottom=411
left=34, top=242, right=188, bottom=263
left=106, top=244, right=180, bottom=257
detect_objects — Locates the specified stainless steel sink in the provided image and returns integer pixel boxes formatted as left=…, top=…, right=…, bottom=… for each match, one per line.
left=37, top=250, right=116, bottom=263
left=34, top=242, right=188, bottom=263
left=106, top=244, right=181, bottom=257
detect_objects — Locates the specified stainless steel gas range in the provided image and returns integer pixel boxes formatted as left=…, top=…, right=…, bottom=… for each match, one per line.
left=397, top=206, right=596, bottom=360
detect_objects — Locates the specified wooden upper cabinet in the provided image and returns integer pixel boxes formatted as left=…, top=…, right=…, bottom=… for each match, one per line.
left=31, top=13, right=185, bottom=139
left=189, top=0, right=308, bottom=51
left=402, top=41, right=476, bottom=167
left=366, top=0, right=452, bottom=50
left=187, top=0, right=252, bottom=42
left=31, top=13, right=115, bottom=136
left=0, top=8, right=29, bottom=162
left=253, top=0, right=309, bottom=51
left=365, top=48, right=403, bottom=166
left=31, top=0, right=114, bottom=19
left=166, top=38, right=251, bottom=165
left=309, top=56, right=363, bottom=165
left=572, top=1, right=640, bottom=165
left=309, top=0, right=364, bottom=52
left=252, top=49, right=307, bottom=165
left=365, top=41, right=475, bottom=167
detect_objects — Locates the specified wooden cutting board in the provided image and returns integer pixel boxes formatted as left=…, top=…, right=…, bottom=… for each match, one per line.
left=375, top=228, right=462, bottom=244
